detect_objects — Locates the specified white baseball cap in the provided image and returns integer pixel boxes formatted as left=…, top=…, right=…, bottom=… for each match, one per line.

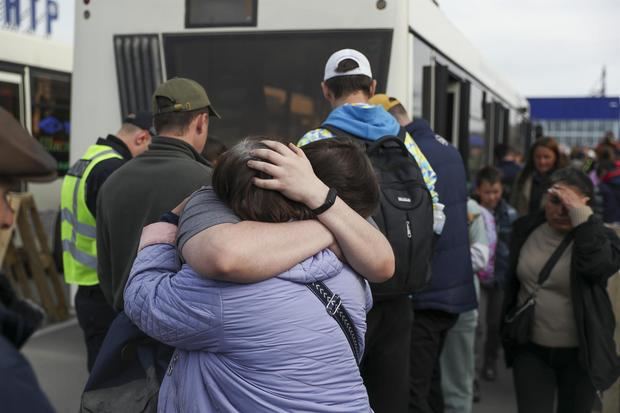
left=323, top=49, right=373, bottom=81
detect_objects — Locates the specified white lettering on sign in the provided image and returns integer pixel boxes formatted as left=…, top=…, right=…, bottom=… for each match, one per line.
left=1, top=0, right=59, bottom=35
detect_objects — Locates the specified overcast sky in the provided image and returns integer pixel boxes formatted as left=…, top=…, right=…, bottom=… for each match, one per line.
left=439, top=0, right=620, bottom=98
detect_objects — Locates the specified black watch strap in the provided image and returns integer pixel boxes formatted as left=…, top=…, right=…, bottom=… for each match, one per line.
left=159, top=211, right=180, bottom=226
left=311, top=188, right=338, bottom=216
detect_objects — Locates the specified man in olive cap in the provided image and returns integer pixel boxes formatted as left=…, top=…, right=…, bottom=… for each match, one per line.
left=60, top=111, right=153, bottom=372
left=96, top=78, right=217, bottom=311
left=0, top=107, right=56, bottom=412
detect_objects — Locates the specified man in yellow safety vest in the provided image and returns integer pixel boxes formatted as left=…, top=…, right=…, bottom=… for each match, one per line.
left=60, top=112, right=152, bottom=371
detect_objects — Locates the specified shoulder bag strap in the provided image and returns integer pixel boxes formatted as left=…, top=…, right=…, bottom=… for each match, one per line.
left=537, top=231, right=575, bottom=286
left=306, top=281, right=362, bottom=364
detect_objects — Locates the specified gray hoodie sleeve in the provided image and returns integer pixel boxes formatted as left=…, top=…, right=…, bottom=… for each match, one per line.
left=176, top=186, right=240, bottom=252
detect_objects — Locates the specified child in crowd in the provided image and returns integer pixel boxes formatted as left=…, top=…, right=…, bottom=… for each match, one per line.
left=474, top=166, right=517, bottom=389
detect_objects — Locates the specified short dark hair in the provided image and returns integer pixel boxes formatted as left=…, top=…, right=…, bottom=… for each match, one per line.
left=212, top=137, right=379, bottom=222
left=549, top=167, right=594, bottom=205
left=153, top=97, right=209, bottom=135
left=324, top=59, right=373, bottom=99
left=476, top=166, right=503, bottom=187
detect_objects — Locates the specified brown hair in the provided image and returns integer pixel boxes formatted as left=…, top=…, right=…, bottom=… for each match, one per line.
left=212, top=137, right=379, bottom=222
left=516, top=137, right=565, bottom=188
left=324, top=59, right=373, bottom=99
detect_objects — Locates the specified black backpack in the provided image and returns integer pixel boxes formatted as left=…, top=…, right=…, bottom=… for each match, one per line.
left=322, top=125, right=435, bottom=298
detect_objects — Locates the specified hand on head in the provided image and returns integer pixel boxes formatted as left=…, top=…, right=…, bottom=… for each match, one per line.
left=547, top=184, right=589, bottom=210
left=246, top=141, right=329, bottom=210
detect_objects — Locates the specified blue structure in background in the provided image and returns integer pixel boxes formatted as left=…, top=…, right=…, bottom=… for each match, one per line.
left=528, top=97, right=620, bottom=147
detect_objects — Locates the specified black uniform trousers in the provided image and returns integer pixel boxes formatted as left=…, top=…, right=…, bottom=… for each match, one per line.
left=75, top=284, right=118, bottom=371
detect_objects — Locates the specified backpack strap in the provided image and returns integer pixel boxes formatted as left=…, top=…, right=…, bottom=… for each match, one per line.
left=306, top=281, right=362, bottom=364
left=322, top=124, right=407, bottom=143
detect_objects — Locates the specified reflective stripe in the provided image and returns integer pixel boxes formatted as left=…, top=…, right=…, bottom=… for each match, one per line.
left=67, top=159, right=90, bottom=178
left=62, top=239, right=97, bottom=269
left=70, top=149, right=118, bottom=243
left=61, top=208, right=97, bottom=238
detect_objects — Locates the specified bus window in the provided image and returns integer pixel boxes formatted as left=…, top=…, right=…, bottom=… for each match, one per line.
left=0, top=72, right=22, bottom=122
left=30, top=69, right=71, bottom=175
left=162, top=30, right=392, bottom=146
left=186, top=0, right=257, bottom=28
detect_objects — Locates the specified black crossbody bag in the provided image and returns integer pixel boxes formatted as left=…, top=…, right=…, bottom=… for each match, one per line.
left=306, top=281, right=362, bottom=364
left=503, top=231, right=574, bottom=345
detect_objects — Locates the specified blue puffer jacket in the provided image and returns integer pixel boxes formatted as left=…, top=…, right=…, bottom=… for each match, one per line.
left=124, top=244, right=373, bottom=413
left=407, top=119, right=477, bottom=314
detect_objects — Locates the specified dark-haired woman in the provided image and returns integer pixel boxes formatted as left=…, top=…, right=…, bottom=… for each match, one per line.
left=511, top=137, right=566, bottom=216
left=502, top=167, right=620, bottom=413
left=124, top=138, right=391, bottom=412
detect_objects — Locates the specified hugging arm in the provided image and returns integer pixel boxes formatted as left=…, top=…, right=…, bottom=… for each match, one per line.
left=124, top=223, right=220, bottom=351
left=180, top=141, right=394, bottom=284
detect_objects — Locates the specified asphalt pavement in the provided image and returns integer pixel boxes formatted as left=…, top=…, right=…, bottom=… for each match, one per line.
left=22, top=320, right=520, bottom=413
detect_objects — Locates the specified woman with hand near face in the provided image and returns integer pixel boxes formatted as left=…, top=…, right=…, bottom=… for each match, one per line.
left=511, top=137, right=566, bottom=216
left=502, top=167, right=620, bottom=413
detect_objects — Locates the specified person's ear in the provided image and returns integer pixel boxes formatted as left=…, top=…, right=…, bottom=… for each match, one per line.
left=369, top=79, right=377, bottom=97
left=198, top=113, right=208, bottom=133
left=135, top=130, right=149, bottom=146
left=321, top=82, right=331, bottom=101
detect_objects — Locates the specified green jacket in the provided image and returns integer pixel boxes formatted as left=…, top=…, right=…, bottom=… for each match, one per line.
left=96, top=136, right=212, bottom=310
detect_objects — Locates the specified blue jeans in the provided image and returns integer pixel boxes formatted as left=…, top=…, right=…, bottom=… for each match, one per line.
left=440, top=309, right=478, bottom=413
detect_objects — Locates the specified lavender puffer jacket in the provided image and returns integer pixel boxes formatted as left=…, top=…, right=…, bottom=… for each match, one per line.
left=124, top=243, right=373, bottom=413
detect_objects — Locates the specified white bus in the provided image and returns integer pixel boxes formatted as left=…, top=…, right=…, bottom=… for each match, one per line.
left=72, top=0, right=528, bottom=177
left=0, top=28, right=72, bottom=214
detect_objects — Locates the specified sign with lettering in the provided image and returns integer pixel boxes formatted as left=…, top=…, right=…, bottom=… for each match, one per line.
left=1, top=0, right=59, bottom=36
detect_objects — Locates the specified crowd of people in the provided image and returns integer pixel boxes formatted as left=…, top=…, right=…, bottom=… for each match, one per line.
left=1, top=48, right=619, bottom=413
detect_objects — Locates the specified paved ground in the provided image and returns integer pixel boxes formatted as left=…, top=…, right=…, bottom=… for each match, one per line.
left=23, top=319, right=89, bottom=413
left=473, top=366, right=518, bottom=413
left=23, top=320, right=520, bottom=413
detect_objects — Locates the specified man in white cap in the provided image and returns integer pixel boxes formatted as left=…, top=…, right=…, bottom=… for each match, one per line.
left=298, top=49, right=442, bottom=413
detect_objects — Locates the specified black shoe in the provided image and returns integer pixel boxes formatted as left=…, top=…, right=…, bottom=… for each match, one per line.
left=473, top=379, right=481, bottom=403
left=482, top=365, right=497, bottom=382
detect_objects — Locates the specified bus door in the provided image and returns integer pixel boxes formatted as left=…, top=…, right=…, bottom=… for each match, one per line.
left=0, top=71, right=25, bottom=126
left=422, top=63, right=471, bottom=170
left=484, top=101, right=509, bottom=164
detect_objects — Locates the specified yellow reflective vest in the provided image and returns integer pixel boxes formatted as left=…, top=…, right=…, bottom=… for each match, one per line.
left=61, top=144, right=122, bottom=285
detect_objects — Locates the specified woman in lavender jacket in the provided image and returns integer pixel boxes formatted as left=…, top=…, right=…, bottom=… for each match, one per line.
left=124, top=138, right=388, bottom=412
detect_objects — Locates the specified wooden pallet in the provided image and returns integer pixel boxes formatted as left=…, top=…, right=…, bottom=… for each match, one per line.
left=0, top=193, right=68, bottom=321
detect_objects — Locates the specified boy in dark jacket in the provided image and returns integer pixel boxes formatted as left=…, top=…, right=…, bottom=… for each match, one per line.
left=474, top=166, right=517, bottom=384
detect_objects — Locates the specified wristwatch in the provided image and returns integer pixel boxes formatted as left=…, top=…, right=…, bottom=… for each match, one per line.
left=311, top=188, right=338, bottom=216
left=159, top=211, right=180, bottom=226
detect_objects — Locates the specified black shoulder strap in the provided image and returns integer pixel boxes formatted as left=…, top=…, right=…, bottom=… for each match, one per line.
left=306, top=281, right=362, bottom=364
left=322, top=124, right=407, bottom=142
left=537, top=231, right=575, bottom=286
left=321, top=124, right=357, bottom=140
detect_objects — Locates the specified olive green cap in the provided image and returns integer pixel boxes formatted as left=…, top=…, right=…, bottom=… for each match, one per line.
left=152, top=77, right=221, bottom=118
